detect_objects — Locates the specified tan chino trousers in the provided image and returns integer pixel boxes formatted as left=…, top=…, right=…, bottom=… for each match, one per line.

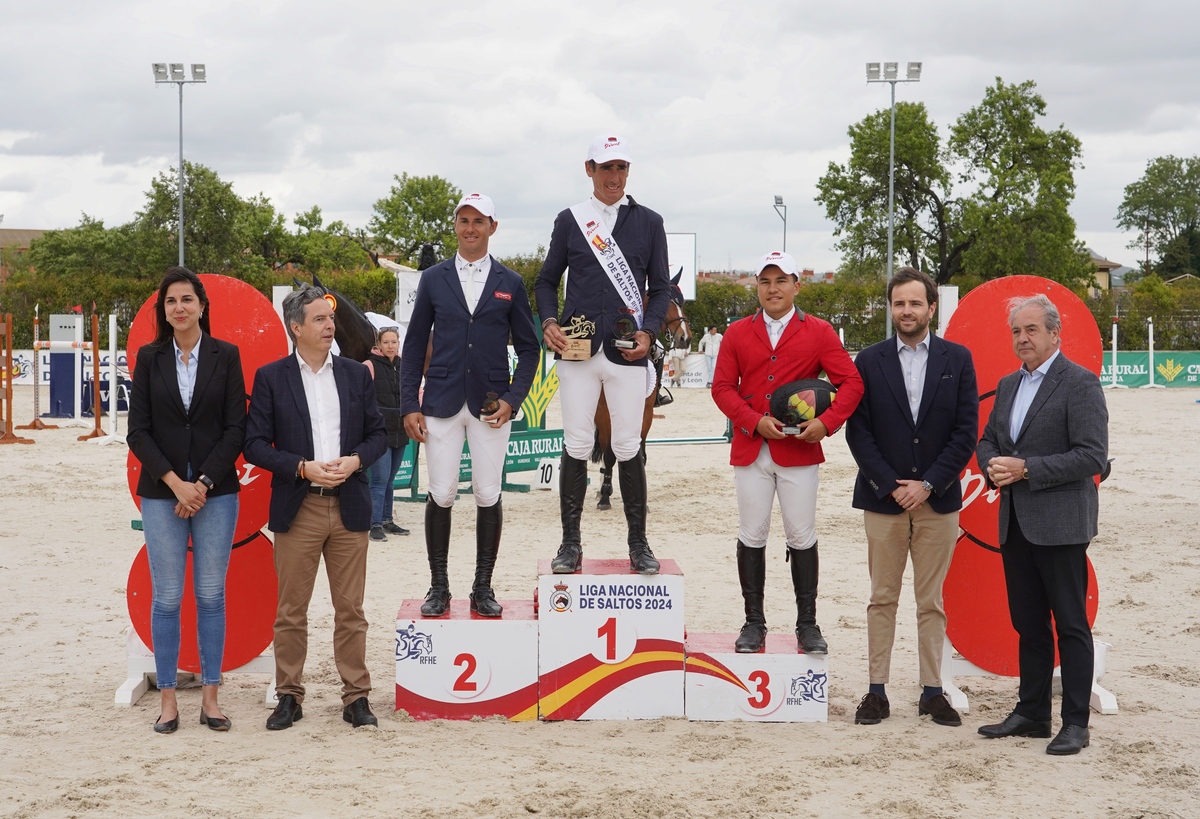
left=273, top=494, right=371, bottom=705
left=864, top=506, right=959, bottom=687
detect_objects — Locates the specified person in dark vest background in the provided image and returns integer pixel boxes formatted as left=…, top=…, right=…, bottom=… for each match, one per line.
left=365, top=325, right=409, bottom=542
left=535, top=134, right=672, bottom=576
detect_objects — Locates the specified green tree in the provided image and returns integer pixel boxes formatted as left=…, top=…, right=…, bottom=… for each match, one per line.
left=288, top=207, right=373, bottom=273
left=1116, top=155, right=1200, bottom=277
left=497, top=246, right=547, bottom=302
left=367, top=173, right=461, bottom=266
left=138, top=161, right=253, bottom=274
left=816, top=78, right=1093, bottom=289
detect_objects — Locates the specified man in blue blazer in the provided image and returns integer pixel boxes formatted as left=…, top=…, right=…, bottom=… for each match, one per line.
left=401, top=192, right=539, bottom=619
left=976, top=293, right=1108, bottom=756
left=535, top=134, right=672, bottom=575
left=244, top=285, right=387, bottom=730
left=846, top=267, right=979, bottom=729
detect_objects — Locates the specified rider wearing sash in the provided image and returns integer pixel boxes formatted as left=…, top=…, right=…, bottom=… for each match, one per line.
left=535, top=134, right=672, bottom=575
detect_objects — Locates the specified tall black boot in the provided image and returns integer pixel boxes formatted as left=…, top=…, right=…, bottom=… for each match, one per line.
left=734, top=541, right=767, bottom=653
left=420, top=499, right=452, bottom=616
left=619, top=456, right=659, bottom=575
left=551, top=454, right=588, bottom=573
left=788, top=541, right=827, bottom=655
left=470, top=500, right=503, bottom=617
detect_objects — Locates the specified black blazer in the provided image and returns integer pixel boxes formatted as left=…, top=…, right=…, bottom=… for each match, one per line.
left=847, top=333, right=979, bottom=515
left=243, top=354, right=387, bottom=533
left=127, top=334, right=247, bottom=499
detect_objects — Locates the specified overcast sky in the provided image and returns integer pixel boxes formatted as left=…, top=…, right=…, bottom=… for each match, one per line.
left=2, top=0, right=1196, bottom=273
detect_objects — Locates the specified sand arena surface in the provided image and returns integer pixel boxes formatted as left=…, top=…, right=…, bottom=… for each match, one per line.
left=2, top=383, right=1199, bottom=818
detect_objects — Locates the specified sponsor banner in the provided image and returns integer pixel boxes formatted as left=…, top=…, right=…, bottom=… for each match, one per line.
left=394, top=599, right=539, bottom=721
left=1099, top=351, right=1200, bottom=387
left=685, top=633, right=828, bottom=722
left=537, top=559, right=685, bottom=720
left=5, top=350, right=128, bottom=386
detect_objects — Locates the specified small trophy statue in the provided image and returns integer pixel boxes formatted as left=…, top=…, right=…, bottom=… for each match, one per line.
left=612, top=316, right=638, bottom=350
left=560, top=315, right=596, bottom=361
left=480, top=391, right=501, bottom=420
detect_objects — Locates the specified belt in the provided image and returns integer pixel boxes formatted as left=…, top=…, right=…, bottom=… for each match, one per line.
left=307, top=485, right=340, bottom=497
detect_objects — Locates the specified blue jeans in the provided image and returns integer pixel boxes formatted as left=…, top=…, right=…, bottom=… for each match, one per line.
left=369, top=445, right=406, bottom=526
left=141, top=493, right=238, bottom=687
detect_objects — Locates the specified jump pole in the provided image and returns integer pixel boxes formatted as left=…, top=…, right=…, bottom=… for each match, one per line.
left=34, top=321, right=95, bottom=429
left=1103, top=320, right=1128, bottom=390
left=88, top=313, right=126, bottom=446
left=1140, top=317, right=1166, bottom=390
left=0, top=313, right=34, bottom=445
left=16, top=304, right=57, bottom=431
left=78, top=312, right=105, bottom=441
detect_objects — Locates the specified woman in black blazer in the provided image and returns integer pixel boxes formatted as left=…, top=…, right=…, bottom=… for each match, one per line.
left=127, top=267, right=246, bottom=734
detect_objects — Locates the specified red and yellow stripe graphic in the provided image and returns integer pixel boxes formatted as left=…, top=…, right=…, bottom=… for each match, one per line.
left=394, top=681, right=539, bottom=722
left=684, top=653, right=750, bottom=692
left=539, top=638, right=684, bottom=720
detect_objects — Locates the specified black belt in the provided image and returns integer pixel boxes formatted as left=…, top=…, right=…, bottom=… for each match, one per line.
left=307, top=485, right=340, bottom=497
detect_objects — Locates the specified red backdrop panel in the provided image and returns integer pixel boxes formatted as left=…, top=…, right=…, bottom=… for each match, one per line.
left=126, top=532, right=278, bottom=673
left=941, top=276, right=1105, bottom=675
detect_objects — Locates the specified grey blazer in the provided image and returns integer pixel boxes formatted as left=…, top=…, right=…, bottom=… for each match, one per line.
left=976, top=351, right=1109, bottom=546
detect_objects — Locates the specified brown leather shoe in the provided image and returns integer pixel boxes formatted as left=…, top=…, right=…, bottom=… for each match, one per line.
left=854, top=692, right=890, bottom=725
left=919, top=693, right=962, bottom=726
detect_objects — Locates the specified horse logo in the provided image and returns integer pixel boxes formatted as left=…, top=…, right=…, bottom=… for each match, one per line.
left=549, top=582, right=573, bottom=613
left=395, top=623, right=434, bottom=661
left=789, top=670, right=828, bottom=702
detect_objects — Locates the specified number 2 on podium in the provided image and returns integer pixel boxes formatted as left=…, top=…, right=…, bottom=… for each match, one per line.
left=453, top=653, right=477, bottom=692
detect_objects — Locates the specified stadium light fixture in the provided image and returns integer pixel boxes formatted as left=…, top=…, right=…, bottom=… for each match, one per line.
left=865, top=60, right=924, bottom=338
left=773, top=196, right=787, bottom=252
left=152, top=61, right=208, bottom=267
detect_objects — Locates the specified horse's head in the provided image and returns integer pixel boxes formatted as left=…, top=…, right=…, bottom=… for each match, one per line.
left=666, top=269, right=691, bottom=349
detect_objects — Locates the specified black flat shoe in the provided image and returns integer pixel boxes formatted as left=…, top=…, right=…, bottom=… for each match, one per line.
left=153, top=714, right=179, bottom=734
left=200, top=708, right=232, bottom=731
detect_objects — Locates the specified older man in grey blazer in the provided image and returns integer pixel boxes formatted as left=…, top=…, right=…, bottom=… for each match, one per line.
left=975, top=293, right=1109, bottom=756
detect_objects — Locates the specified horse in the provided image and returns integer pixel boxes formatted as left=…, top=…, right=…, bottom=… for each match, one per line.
left=591, top=273, right=691, bottom=510
left=295, top=274, right=378, bottom=363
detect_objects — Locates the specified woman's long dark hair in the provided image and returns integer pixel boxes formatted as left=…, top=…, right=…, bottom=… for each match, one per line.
left=152, top=267, right=211, bottom=346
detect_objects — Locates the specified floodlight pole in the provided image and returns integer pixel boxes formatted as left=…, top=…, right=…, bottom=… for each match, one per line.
left=773, top=196, right=787, bottom=252
left=867, top=62, right=921, bottom=339
left=153, top=64, right=206, bottom=267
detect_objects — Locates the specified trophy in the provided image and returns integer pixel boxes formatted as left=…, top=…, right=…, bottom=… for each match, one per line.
left=480, top=392, right=501, bottom=420
left=612, top=316, right=638, bottom=350
left=560, top=315, right=596, bottom=361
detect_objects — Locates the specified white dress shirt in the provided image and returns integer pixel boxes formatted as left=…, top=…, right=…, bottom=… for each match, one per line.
left=1009, top=348, right=1060, bottom=441
left=896, top=331, right=930, bottom=423
left=590, top=194, right=629, bottom=233
left=456, top=253, right=492, bottom=313
left=765, top=307, right=795, bottom=349
left=172, top=336, right=200, bottom=413
left=297, top=350, right=341, bottom=462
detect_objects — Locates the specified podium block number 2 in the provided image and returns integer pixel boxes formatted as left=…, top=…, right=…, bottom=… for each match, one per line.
left=453, top=653, right=478, bottom=692
left=746, top=670, right=770, bottom=709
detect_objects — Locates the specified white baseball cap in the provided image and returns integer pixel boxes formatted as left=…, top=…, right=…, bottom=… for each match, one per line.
left=756, top=250, right=799, bottom=278
left=454, top=192, right=496, bottom=220
left=587, top=134, right=633, bottom=164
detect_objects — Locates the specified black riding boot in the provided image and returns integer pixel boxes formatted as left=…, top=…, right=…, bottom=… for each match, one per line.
left=420, top=499, right=453, bottom=616
left=551, top=454, right=588, bottom=573
left=734, top=541, right=767, bottom=653
left=619, top=455, right=659, bottom=575
left=470, top=500, right=503, bottom=617
left=789, top=542, right=827, bottom=655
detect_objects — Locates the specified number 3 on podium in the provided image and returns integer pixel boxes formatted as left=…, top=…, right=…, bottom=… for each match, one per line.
left=746, top=669, right=770, bottom=709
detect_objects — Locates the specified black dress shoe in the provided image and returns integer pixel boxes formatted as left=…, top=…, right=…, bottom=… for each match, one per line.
left=153, top=714, right=179, bottom=734
left=1046, top=723, right=1090, bottom=755
left=200, top=708, right=232, bottom=731
left=854, top=693, right=890, bottom=725
left=918, top=693, right=962, bottom=727
left=978, top=711, right=1051, bottom=739
left=796, top=624, right=828, bottom=655
left=343, top=696, right=378, bottom=728
left=266, top=694, right=303, bottom=730
left=734, top=622, right=767, bottom=653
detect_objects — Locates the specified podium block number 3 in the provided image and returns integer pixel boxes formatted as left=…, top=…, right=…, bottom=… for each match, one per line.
left=747, top=670, right=771, bottom=709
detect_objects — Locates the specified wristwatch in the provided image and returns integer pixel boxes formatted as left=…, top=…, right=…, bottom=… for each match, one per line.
left=921, top=480, right=933, bottom=493
left=197, top=474, right=215, bottom=491
left=1022, top=467, right=1029, bottom=481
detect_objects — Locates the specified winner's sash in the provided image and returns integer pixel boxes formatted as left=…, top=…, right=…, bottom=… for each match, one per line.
left=569, top=202, right=644, bottom=328
left=568, top=201, right=654, bottom=396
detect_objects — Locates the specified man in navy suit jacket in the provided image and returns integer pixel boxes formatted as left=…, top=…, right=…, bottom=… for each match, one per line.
left=401, top=192, right=539, bottom=619
left=846, top=267, right=979, bottom=729
left=245, top=285, right=386, bottom=730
